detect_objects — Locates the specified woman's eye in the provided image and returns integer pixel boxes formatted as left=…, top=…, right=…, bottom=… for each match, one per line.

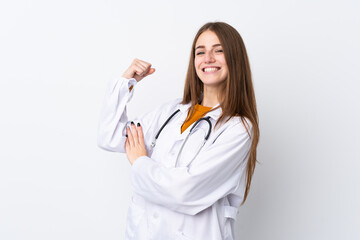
left=215, top=49, right=223, bottom=53
left=196, top=52, right=204, bottom=55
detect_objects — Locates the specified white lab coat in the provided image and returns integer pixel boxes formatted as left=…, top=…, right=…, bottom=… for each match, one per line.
left=97, top=77, right=253, bottom=240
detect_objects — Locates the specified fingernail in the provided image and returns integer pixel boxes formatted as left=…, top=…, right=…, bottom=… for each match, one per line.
left=137, top=123, right=141, bottom=127
left=125, top=134, right=128, bottom=137
left=131, top=121, right=134, bottom=125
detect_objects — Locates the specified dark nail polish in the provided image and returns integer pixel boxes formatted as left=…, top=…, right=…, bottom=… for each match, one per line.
left=131, top=121, right=135, bottom=125
left=125, top=134, right=128, bottom=137
left=137, top=123, right=141, bottom=127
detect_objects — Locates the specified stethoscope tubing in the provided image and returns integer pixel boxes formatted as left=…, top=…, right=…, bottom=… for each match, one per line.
left=155, top=109, right=180, bottom=140
left=189, top=116, right=212, bottom=140
left=150, top=109, right=212, bottom=167
left=151, top=109, right=180, bottom=149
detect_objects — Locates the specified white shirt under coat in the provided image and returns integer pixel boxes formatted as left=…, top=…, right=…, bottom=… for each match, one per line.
left=97, top=77, right=253, bottom=240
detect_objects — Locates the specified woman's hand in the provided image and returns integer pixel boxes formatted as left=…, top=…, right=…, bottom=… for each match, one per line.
left=122, top=58, right=156, bottom=82
left=125, top=122, right=147, bottom=165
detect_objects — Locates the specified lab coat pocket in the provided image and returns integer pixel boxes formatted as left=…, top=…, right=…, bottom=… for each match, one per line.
left=223, top=206, right=238, bottom=240
left=125, top=196, right=145, bottom=239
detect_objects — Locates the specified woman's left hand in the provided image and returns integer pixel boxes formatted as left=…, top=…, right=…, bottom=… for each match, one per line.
left=125, top=122, right=147, bottom=165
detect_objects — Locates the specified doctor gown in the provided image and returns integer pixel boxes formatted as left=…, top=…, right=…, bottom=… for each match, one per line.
left=97, top=77, right=253, bottom=240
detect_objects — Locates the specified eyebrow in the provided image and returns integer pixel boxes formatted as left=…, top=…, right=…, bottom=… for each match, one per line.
left=195, top=43, right=222, bottom=50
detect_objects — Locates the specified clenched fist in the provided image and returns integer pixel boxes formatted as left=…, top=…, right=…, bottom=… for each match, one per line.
left=122, top=58, right=156, bottom=82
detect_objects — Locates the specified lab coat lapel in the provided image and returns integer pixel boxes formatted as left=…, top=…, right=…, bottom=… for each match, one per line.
left=206, top=104, right=222, bottom=121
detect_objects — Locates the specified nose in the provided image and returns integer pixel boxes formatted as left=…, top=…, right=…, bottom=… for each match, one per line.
left=204, top=51, right=215, bottom=63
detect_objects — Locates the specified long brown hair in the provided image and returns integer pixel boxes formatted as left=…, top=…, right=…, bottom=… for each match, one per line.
left=182, top=22, right=260, bottom=204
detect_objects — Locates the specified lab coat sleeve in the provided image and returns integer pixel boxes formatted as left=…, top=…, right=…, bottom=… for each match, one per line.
left=130, top=121, right=252, bottom=215
left=97, top=77, right=137, bottom=152
left=97, top=77, right=180, bottom=153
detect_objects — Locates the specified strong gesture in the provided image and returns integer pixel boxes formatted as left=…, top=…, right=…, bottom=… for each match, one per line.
left=122, top=58, right=156, bottom=82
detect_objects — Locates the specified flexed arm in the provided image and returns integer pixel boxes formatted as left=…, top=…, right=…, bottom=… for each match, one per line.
left=97, top=59, right=155, bottom=152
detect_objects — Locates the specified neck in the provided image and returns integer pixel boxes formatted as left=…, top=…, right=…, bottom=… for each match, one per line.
left=201, top=85, right=220, bottom=108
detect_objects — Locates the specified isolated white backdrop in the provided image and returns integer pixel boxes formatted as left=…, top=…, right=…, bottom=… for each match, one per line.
left=1, top=0, right=359, bottom=239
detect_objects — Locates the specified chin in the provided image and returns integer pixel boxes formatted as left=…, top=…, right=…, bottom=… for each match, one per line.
left=201, top=80, right=226, bottom=88
left=199, top=76, right=226, bottom=86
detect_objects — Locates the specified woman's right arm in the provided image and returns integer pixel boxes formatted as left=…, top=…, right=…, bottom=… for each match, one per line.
left=97, top=59, right=155, bottom=153
left=97, top=77, right=136, bottom=153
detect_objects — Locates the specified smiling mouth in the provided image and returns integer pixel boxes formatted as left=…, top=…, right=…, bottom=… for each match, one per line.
left=202, top=67, right=221, bottom=73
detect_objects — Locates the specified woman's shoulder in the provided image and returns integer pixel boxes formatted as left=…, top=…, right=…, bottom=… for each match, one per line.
left=221, top=115, right=253, bottom=135
left=150, top=98, right=186, bottom=119
left=157, top=98, right=183, bottom=111
left=165, top=98, right=183, bottom=107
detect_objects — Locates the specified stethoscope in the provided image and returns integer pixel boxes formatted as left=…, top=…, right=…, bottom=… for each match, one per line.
left=150, top=109, right=212, bottom=167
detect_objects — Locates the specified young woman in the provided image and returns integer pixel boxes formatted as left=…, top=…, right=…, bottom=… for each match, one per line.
left=98, top=22, right=259, bottom=240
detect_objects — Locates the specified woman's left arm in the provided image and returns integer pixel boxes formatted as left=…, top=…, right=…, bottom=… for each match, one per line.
left=129, top=121, right=252, bottom=215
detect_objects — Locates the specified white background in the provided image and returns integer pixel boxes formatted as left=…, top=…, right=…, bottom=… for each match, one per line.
left=1, top=0, right=359, bottom=239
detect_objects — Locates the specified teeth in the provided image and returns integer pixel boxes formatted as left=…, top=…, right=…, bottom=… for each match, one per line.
left=203, top=67, right=219, bottom=72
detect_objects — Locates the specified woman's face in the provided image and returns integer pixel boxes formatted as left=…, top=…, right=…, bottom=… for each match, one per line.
left=194, top=30, right=228, bottom=88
